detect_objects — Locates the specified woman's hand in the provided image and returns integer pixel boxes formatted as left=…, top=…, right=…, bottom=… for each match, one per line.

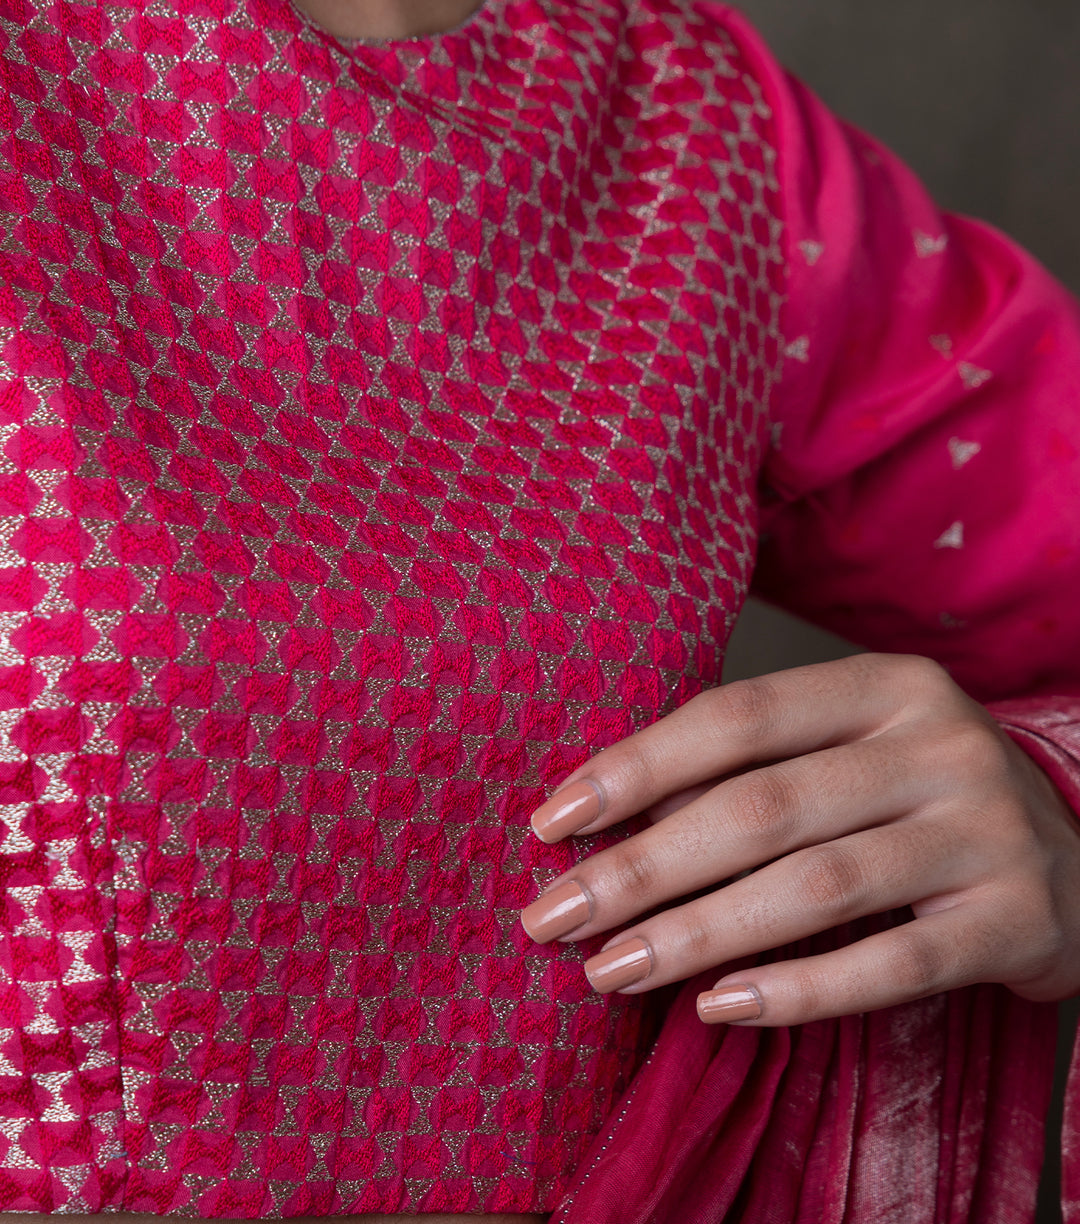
left=518, top=653, right=1080, bottom=1025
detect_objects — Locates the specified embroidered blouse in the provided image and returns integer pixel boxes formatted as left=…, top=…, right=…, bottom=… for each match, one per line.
left=0, top=1, right=1078, bottom=1219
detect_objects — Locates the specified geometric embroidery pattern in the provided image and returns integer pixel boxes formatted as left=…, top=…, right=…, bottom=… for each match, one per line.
left=0, top=0, right=784, bottom=1212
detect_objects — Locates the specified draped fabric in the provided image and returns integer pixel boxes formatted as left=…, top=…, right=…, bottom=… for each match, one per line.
left=993, top=700, right=1080, bottom=1224
left=0, top=0, right=1079, bottom=1218
left=558, top=8, right=1080, bottom=1221
left=556, top=969, right=1056, bottom=1223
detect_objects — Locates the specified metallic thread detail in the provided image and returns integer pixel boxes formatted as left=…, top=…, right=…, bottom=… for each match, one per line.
left=0, top=0, right=785, bottom=1212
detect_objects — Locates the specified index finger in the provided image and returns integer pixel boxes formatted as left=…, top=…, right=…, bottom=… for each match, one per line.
left=529, top=653, right=919, bottom=843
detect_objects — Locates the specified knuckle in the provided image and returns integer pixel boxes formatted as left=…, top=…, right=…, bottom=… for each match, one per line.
left=991, top=801, right=1044, bottom=862
left=850, top=651, right=896, bottom=676
left=841, top=653, right=942, bottom=713
left=854, top=651, right=919, bottom=680
left=1016, top=933, right=1063, bottom=986
left=941, top=721, right=1009, bottom=788
left=603, top=842, right=662, bottom=902
left=887, top=928, right=949, bottom=992
left=784, top=964, right=831, bottom=1021
left=1005, top=890, right=1065, bottom=981
left=864, top=652, right=952, bottom=702
left=898, top=652, right=950, bottom=689
left=733, top=769, right=797, bottom=845
left=954, top=719, right=1002, bottom=766
left=713, top=677, right=780, bottom=747
left=609, top=743, right=663, bottom=803
left=793, top=844, right=863, bottom=916
left=678, top=912, right=724, bottom=964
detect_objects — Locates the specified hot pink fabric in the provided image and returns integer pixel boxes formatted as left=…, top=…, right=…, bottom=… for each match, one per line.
left=0, top=0, right=1078, bottom=1218
left=0, top=0, right=782, bottom=1214
left=556, top=8, right=1080, bottom=1222
left=991, top=699, right=1080, bottom=1224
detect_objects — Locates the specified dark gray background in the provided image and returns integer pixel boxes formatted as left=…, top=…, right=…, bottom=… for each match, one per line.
left=720, top=4, right=1080, bottom=1218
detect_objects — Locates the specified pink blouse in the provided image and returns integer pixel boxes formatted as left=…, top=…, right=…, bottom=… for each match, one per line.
left=0, top=0, right=1078, bottom=1219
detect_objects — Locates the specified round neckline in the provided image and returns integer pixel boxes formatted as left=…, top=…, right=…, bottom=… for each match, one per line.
left=287, top=0, right=492, bottom=50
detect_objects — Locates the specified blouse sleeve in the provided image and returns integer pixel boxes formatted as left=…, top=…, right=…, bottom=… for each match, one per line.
left=717, top=8, right=1080, bottom=1218
left=741, top=39, right=1080, bottom=705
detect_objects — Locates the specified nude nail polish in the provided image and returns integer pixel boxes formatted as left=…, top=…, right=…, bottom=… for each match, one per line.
left=520, top=880, right=592, bottom=942
left=530, top=779, right=603, bottom=842
left=696, top=984, right=762, bottom=1024
left=584, top=938, right=652, bottom=993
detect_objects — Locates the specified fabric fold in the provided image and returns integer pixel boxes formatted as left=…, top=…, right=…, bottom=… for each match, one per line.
left=991, top=697, right=1080, bottom=1224
left=556, top=944, right=1056, bottom=1223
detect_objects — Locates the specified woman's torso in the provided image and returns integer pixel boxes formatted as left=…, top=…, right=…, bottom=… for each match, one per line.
left=0, top=0, right=782, bottom=1213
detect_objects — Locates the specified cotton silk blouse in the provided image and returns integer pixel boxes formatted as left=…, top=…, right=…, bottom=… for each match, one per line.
left=2, top=1, right=1080, bottom=1221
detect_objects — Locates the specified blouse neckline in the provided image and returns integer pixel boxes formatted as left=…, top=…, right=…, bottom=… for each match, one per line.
left=285, top=0, right=494, bottom=50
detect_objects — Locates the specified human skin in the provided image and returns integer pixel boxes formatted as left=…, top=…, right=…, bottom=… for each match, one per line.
left=520, top=654, right=1080, bottom=1024
left=290, top=0, right=482, bottom=40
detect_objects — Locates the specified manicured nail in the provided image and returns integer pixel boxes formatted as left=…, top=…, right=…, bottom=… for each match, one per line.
left=584, top=938, right=652, bottom=993
left=696, top=984, right=762, bottom=1024
left=520, top=880, right=592, bottom=943
left=530, top=779, right=604, bottom=843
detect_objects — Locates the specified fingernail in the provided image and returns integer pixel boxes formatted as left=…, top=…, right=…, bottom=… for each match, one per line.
left=520, top=880, right=592, bottom=942
left=584, top=938, right=652, bottom=993
left=696, top=984, right=762, bottom=1024
left=530, top=779, right=604, bottom=842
